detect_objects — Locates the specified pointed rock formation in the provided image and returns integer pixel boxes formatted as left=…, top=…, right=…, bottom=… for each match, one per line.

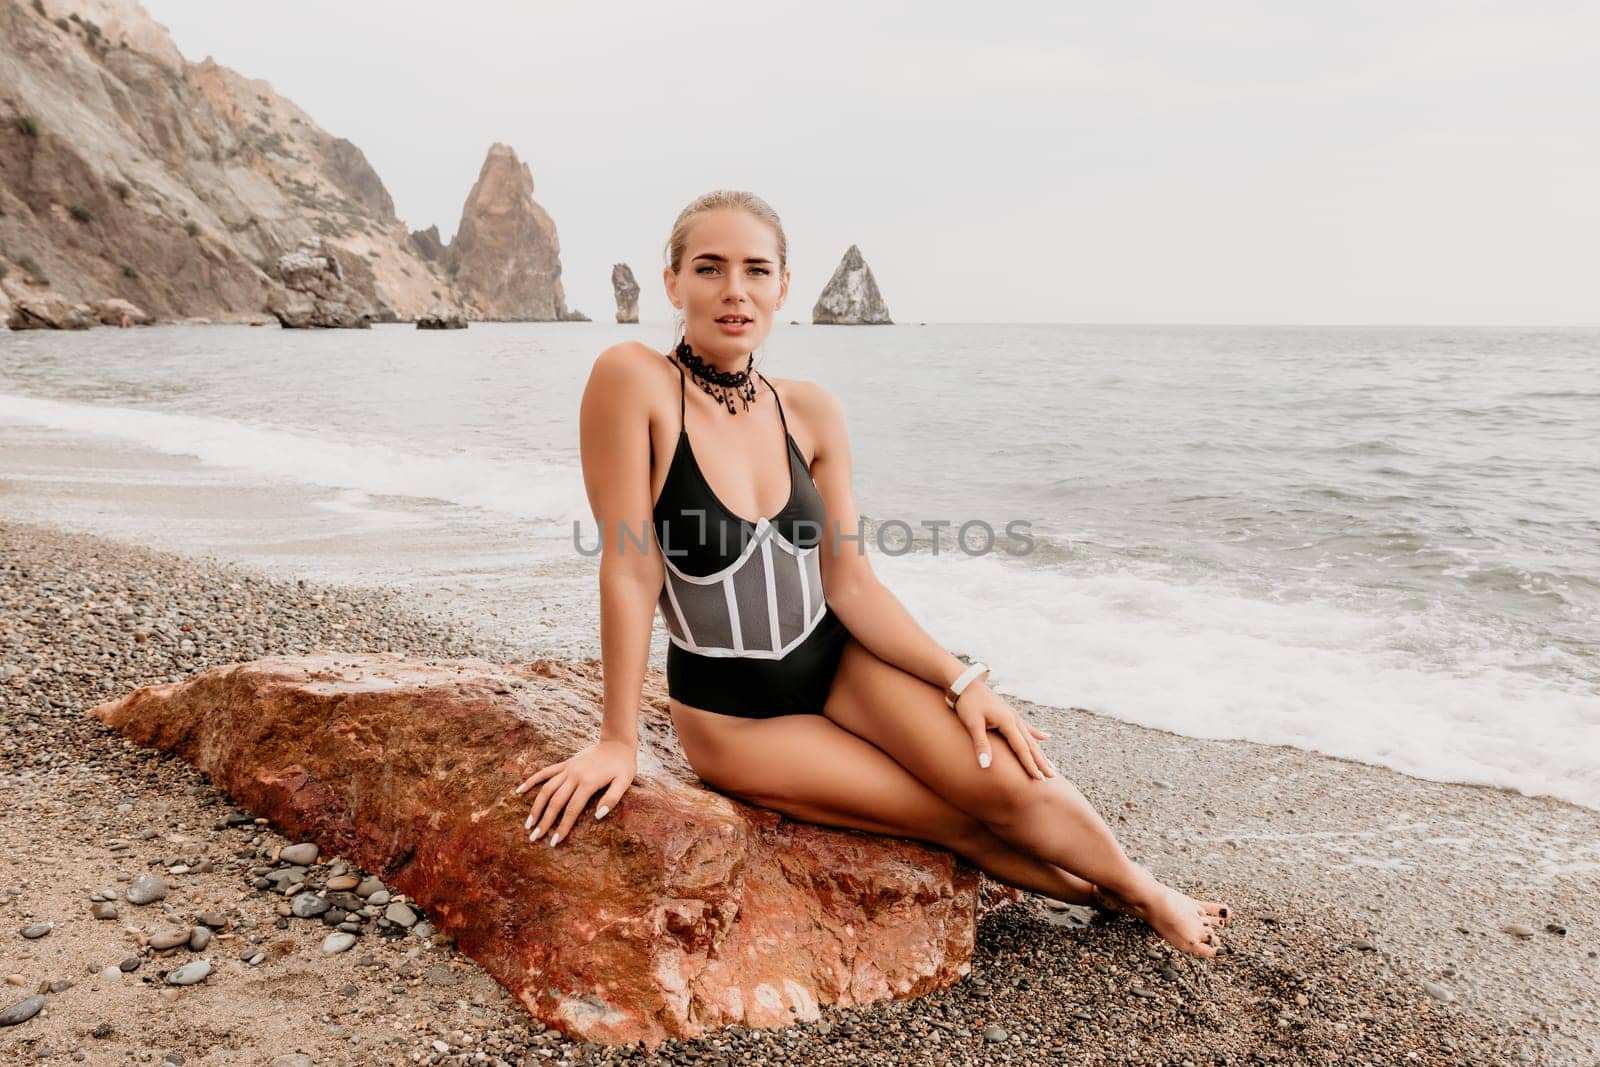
left=612, top=263, right=640, bottom=323
left=812, top=244, right=892, bottom=325
left=446, top=143, right=576, bottom=321
left=88, top=652, right=1021, bottom=1047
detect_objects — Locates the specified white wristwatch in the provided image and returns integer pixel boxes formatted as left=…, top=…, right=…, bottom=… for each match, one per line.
left=944, top=662, right=990, bottom=711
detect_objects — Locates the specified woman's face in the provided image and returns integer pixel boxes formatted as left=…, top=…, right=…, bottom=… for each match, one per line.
left=664, top=208, right=790, bottom=364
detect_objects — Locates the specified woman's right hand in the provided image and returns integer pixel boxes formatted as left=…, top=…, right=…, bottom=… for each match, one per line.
left=512, top=738, right=637, bottom=847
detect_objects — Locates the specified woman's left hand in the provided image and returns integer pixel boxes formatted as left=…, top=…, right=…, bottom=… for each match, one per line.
left=952, top=682, right=1056, bottom=779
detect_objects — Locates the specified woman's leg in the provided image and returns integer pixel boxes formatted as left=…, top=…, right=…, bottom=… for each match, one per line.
left=820, top=638, right=1228, bottom=957
left=671, top=701, right=1102, bottom=907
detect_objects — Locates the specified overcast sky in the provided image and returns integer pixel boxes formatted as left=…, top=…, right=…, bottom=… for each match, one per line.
left=145, top=1, right=1598, bottom=325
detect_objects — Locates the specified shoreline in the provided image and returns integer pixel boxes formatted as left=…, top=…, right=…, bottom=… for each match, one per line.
left=2, top=517, right=1594, bottom=1064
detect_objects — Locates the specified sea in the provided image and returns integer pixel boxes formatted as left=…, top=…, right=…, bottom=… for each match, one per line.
left=2, top=322, right=1596, bottom=810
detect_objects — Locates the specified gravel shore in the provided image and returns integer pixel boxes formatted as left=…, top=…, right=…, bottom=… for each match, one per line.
left=2, top=518, right=1592, bottom=1065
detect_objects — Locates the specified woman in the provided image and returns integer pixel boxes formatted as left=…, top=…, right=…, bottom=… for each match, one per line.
left=514, top=190, right=1228, bottom=957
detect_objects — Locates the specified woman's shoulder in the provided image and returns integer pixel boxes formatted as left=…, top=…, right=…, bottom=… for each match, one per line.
left=593, top=339, right=669, bottom=373
left=766, top=373, right=843, bottom=426
left=588, top=340, right=679, bottom=396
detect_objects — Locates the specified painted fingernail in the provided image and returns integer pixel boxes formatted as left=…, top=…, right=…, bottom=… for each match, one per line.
left=548, top=832, right=560, bottom=847
left=978, top=752, right=991, bottom=769
left=529, top=829, right=543, bottom=843
left=594, top=806, right=609, bottom=820
left=524, top=813, right=533, bottom=830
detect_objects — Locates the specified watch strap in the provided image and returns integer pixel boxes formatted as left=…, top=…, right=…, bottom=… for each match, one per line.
left=944, top=662, right=990, bottom=710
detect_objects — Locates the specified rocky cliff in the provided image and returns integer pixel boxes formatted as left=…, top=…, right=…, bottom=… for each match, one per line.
left=0, top=0, right=577, bottom=329
left=812, top=244, right=893, bottom=325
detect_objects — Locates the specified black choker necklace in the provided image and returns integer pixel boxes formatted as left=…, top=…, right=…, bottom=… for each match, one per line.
left=674, top=338, right=758, bottom=414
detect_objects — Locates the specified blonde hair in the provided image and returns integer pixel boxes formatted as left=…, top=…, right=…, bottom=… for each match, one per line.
left=664, top=190, right=788, bottom=274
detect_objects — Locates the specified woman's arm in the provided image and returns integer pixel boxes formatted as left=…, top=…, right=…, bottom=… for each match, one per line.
left=580, top=343, right=667, bottom=746
left=804, top=381, right=1052, bottom=778
left=514, top=342, right=663, bottom=846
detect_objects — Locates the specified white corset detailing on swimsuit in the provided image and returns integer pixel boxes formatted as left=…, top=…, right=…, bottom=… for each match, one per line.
left=654, top=516, right=826, bottom=659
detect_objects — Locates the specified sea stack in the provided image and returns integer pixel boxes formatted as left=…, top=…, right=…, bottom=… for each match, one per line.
left=812, top=244, right=892, bottom=325
left=612, top=263, right=640, bottom=323
left=445, top=143, right=574, bottom=321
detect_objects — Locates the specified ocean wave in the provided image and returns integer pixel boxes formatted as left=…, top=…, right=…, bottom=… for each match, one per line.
left=0, top=391, right=592, bottom=525
left=875, top=549, right=1600, bottom=811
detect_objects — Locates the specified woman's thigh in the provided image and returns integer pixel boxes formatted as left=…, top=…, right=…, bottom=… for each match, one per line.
left=669, top=700, right=983, bottom=850
left=820, top=637, right=1045, bottom=826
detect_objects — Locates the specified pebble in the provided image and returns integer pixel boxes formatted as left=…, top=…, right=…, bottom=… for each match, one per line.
left=322, top=932, right=358, bottom=954
left=982, top=1025, right=1008, bottom=1043
left=290, top=892, right=331, bottom=919
left=384, top=901, right=418, bottom=927
left=149, top=927, right=192, bottom=950
left=325, top=874, right=360, bottom=892
left=19, top=922, right=52, bottom=939
left=124, top=875, right=168, bottom=905
left=90, top=902, right=119, bottom=920
left=1422, top=980, right=1457, bottom=1004
left=354, top=877, right=386, bottom=898
left=0, top=993, right=47, bottom=1027
left=1502, top=923, right=1535, bottom=939
left=165, top=959, right=212, bottom=986
left=188, top=927, right=212, bottom=951
left=279, top=842, right=319, bottom=866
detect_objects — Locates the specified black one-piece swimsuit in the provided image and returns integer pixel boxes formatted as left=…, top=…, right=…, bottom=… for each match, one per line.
left=651, top=354, right=852, bottom=718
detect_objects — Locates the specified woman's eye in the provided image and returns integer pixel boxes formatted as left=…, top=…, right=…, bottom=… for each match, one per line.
left=750, top=267, right=769, bottom=275
left=696, top=266, right=717, bottom=275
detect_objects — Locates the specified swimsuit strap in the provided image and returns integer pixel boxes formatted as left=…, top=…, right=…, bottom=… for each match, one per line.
left=756, top=370, right=790, bottom=436
left=671, top=354, right=686, bottom=431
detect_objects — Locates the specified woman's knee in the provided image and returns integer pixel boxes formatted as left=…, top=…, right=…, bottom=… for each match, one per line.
left=963, top=755, right=1087, bottom=831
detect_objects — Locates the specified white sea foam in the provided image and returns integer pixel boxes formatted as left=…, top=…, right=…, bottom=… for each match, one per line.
left=0, top=392, right=592, bottom=527
left=876, top=548, right=1600, bottom=811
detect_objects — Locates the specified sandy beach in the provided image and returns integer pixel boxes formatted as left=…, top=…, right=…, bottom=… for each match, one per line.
left=1, top=516, right=1594, bottom=1066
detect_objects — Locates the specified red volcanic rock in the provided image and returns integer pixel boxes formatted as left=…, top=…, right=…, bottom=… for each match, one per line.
left=88, top=653, right=1018, bottom=1047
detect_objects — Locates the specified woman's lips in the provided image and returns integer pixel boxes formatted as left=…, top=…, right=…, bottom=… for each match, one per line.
left=715, top=318, right=751, bottom=334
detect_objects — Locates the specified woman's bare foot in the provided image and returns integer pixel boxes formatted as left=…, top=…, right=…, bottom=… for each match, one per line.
left=1094, top=870, right=1230, bottom=958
